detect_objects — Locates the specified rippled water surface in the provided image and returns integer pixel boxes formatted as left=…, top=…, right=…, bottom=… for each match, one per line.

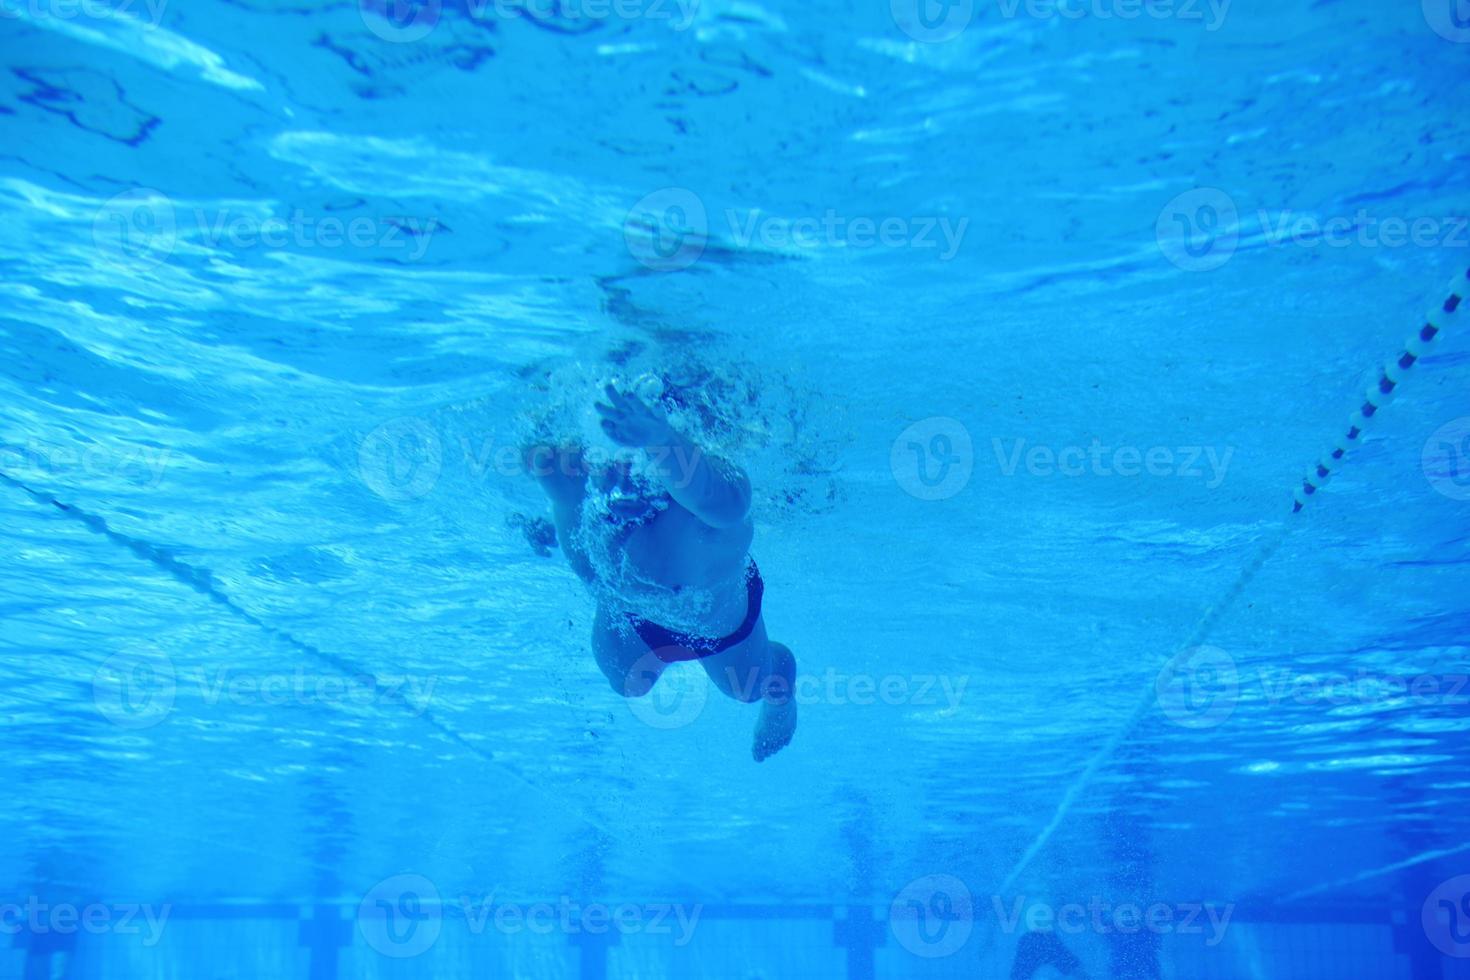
left=2, top=0, right=1470, bottom=972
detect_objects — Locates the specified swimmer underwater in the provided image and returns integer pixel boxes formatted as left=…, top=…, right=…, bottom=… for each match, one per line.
left=525, top=380, right=797, bottom=761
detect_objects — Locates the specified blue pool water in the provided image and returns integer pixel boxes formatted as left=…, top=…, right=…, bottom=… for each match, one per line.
left=2, top=0, right=1470, bottom=977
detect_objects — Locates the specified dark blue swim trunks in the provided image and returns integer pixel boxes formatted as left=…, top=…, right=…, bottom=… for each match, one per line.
left=627, top=561, right=764, bottom=663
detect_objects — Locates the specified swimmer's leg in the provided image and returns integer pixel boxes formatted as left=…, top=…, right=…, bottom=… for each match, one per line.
left=593, top=604, right=667, bottom=697
left=700, top=622, right=797, bottom=762
left=524, top=442, right=594, bottom=583
left=753, top=642, right=798, bottom=762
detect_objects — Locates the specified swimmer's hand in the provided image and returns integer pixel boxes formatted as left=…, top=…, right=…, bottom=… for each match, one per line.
left=595, top=384, right=673, bottom=449
left=595, top=383, right=751, bottom=529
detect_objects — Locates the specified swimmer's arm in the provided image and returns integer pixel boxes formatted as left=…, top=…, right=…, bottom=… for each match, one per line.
left=595, top=385, right=752, bottom=529
left=651, top=428, right=752, bottom=530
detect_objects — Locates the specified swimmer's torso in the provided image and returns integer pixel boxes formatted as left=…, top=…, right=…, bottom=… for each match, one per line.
left=582, top=494, right=754, bottom=634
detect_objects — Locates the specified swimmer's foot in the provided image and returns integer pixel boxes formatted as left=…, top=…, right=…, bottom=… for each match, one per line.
left=752, top=695, right=797, bottom=762
left=752, top=642, right=798, bottom=762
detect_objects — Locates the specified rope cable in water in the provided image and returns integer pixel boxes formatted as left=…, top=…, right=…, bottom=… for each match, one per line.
left=0, top=469, right=724, bottom=901
left=997, top=266, right=1467, bottom=896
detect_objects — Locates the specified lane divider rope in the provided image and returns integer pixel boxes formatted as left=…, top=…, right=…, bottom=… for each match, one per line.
left=997, top=265, right=1467, bottom=896
left=0, top=470, right=723, bottom=901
